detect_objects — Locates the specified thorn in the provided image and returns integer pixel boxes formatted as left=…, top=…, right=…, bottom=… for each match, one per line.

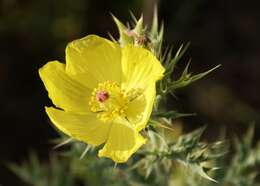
left=129, top=10, right=138, bottom=23
left=113, top=163, right=118, bottom=169
left=156, top=122, right=175, bottom=132
left=79, top=145, right=91, bottom=160
left=108, top=32, right=116, bottom=42
left=53, top=138, right=73, bottom=149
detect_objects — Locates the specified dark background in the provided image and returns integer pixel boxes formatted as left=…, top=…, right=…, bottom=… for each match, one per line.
left=0, top=0, right=259, bottom=185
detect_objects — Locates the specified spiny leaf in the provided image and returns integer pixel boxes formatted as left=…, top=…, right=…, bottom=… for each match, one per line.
left=164, top=42, right=190, bottom=77
left=152, top=110, right=196, bottom=120
left=133, top=15, right=144, bottom=35
left=189, top=164, right=217, bottom=182
left=111, top=14, right=133, bottom=46
left=150, top=5, right=159, bottom=39
left=186, top=64, right=221, bottom=82
left=149, top=5, right=164, bottom=58
left=168, top=64, right=221, bottom=91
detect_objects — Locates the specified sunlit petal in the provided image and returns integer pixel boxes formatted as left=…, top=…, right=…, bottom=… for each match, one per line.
left=98, top=117, right=146, bottom=163
left=66, top=35, right=122, bottom=88
left=39, top=61, right=91, bottom=113
left=121, top=45, right=164, bottom=91
left=46, top=107, right=111, bottom=146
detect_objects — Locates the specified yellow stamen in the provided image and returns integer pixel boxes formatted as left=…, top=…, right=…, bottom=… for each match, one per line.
left=89, top=81, right=144, bottom=122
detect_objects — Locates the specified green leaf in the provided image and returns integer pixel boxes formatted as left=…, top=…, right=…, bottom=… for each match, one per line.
left=164, top=42, right=191, bottom=77
left=189, top=164, right=217, bottom=182
left=133, top=15, right=144, bottom=35
left=149, top=6, right=164, bottom=58
left=168, top=64, right=221, bottom=92
left=152, top=110, right=196, bottom=120
left=111, top=14, right=133, bottom=46
left=150, top=5, right=159, bottom=39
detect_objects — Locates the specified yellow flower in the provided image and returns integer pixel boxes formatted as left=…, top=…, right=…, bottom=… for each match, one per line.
left=39, top=35, right=165, bottom=163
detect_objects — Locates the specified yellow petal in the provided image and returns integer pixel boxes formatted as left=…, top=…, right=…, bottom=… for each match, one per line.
left=46, top=107, right=111, bottom=146
left=65, top=35, right=122, bottom=88
left=125, top=91, right=146, bottom=124
left=125, top=84, right=157, bottom=132
left=121, top=45, right=165, bottom=91
left=98, top=118, right=146, bottom=163
left=39, top=61, right=91, bottom=113
left=121, top=45, right=165, bottom=131
left=136, top=84, right=156, bottom=131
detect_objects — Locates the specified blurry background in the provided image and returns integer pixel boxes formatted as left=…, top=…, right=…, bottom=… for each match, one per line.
left=0, top=0, right=259, bottom=185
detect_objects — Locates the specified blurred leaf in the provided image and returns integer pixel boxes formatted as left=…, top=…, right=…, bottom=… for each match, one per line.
left=152, top=110, right=196, bottom=120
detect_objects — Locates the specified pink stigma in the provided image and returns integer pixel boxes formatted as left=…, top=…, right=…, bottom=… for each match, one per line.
left=96, top=91, right=109, bottom=102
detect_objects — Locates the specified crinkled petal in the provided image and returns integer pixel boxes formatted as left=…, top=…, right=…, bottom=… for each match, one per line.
left=121, top=45, right=164, bottom=131
left=126, top=84, right=156, bottom=131
left=39, top=61, right=91, bottom=113
left=98, top=118, right=146, bottom=163
left=121, top=45, right=165, bottom=91
left=136, top=83, right=156, bottom=131
left=46, top=107, right=111, bottom=146
left=66, top=35, right=122, bottom=88
left=125, top=92, right=146, bottom=125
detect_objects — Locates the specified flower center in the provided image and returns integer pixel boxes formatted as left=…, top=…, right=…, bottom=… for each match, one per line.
left=96, top=90, right=109, bottom=102
left=89, top=81, right=143, bottom=122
